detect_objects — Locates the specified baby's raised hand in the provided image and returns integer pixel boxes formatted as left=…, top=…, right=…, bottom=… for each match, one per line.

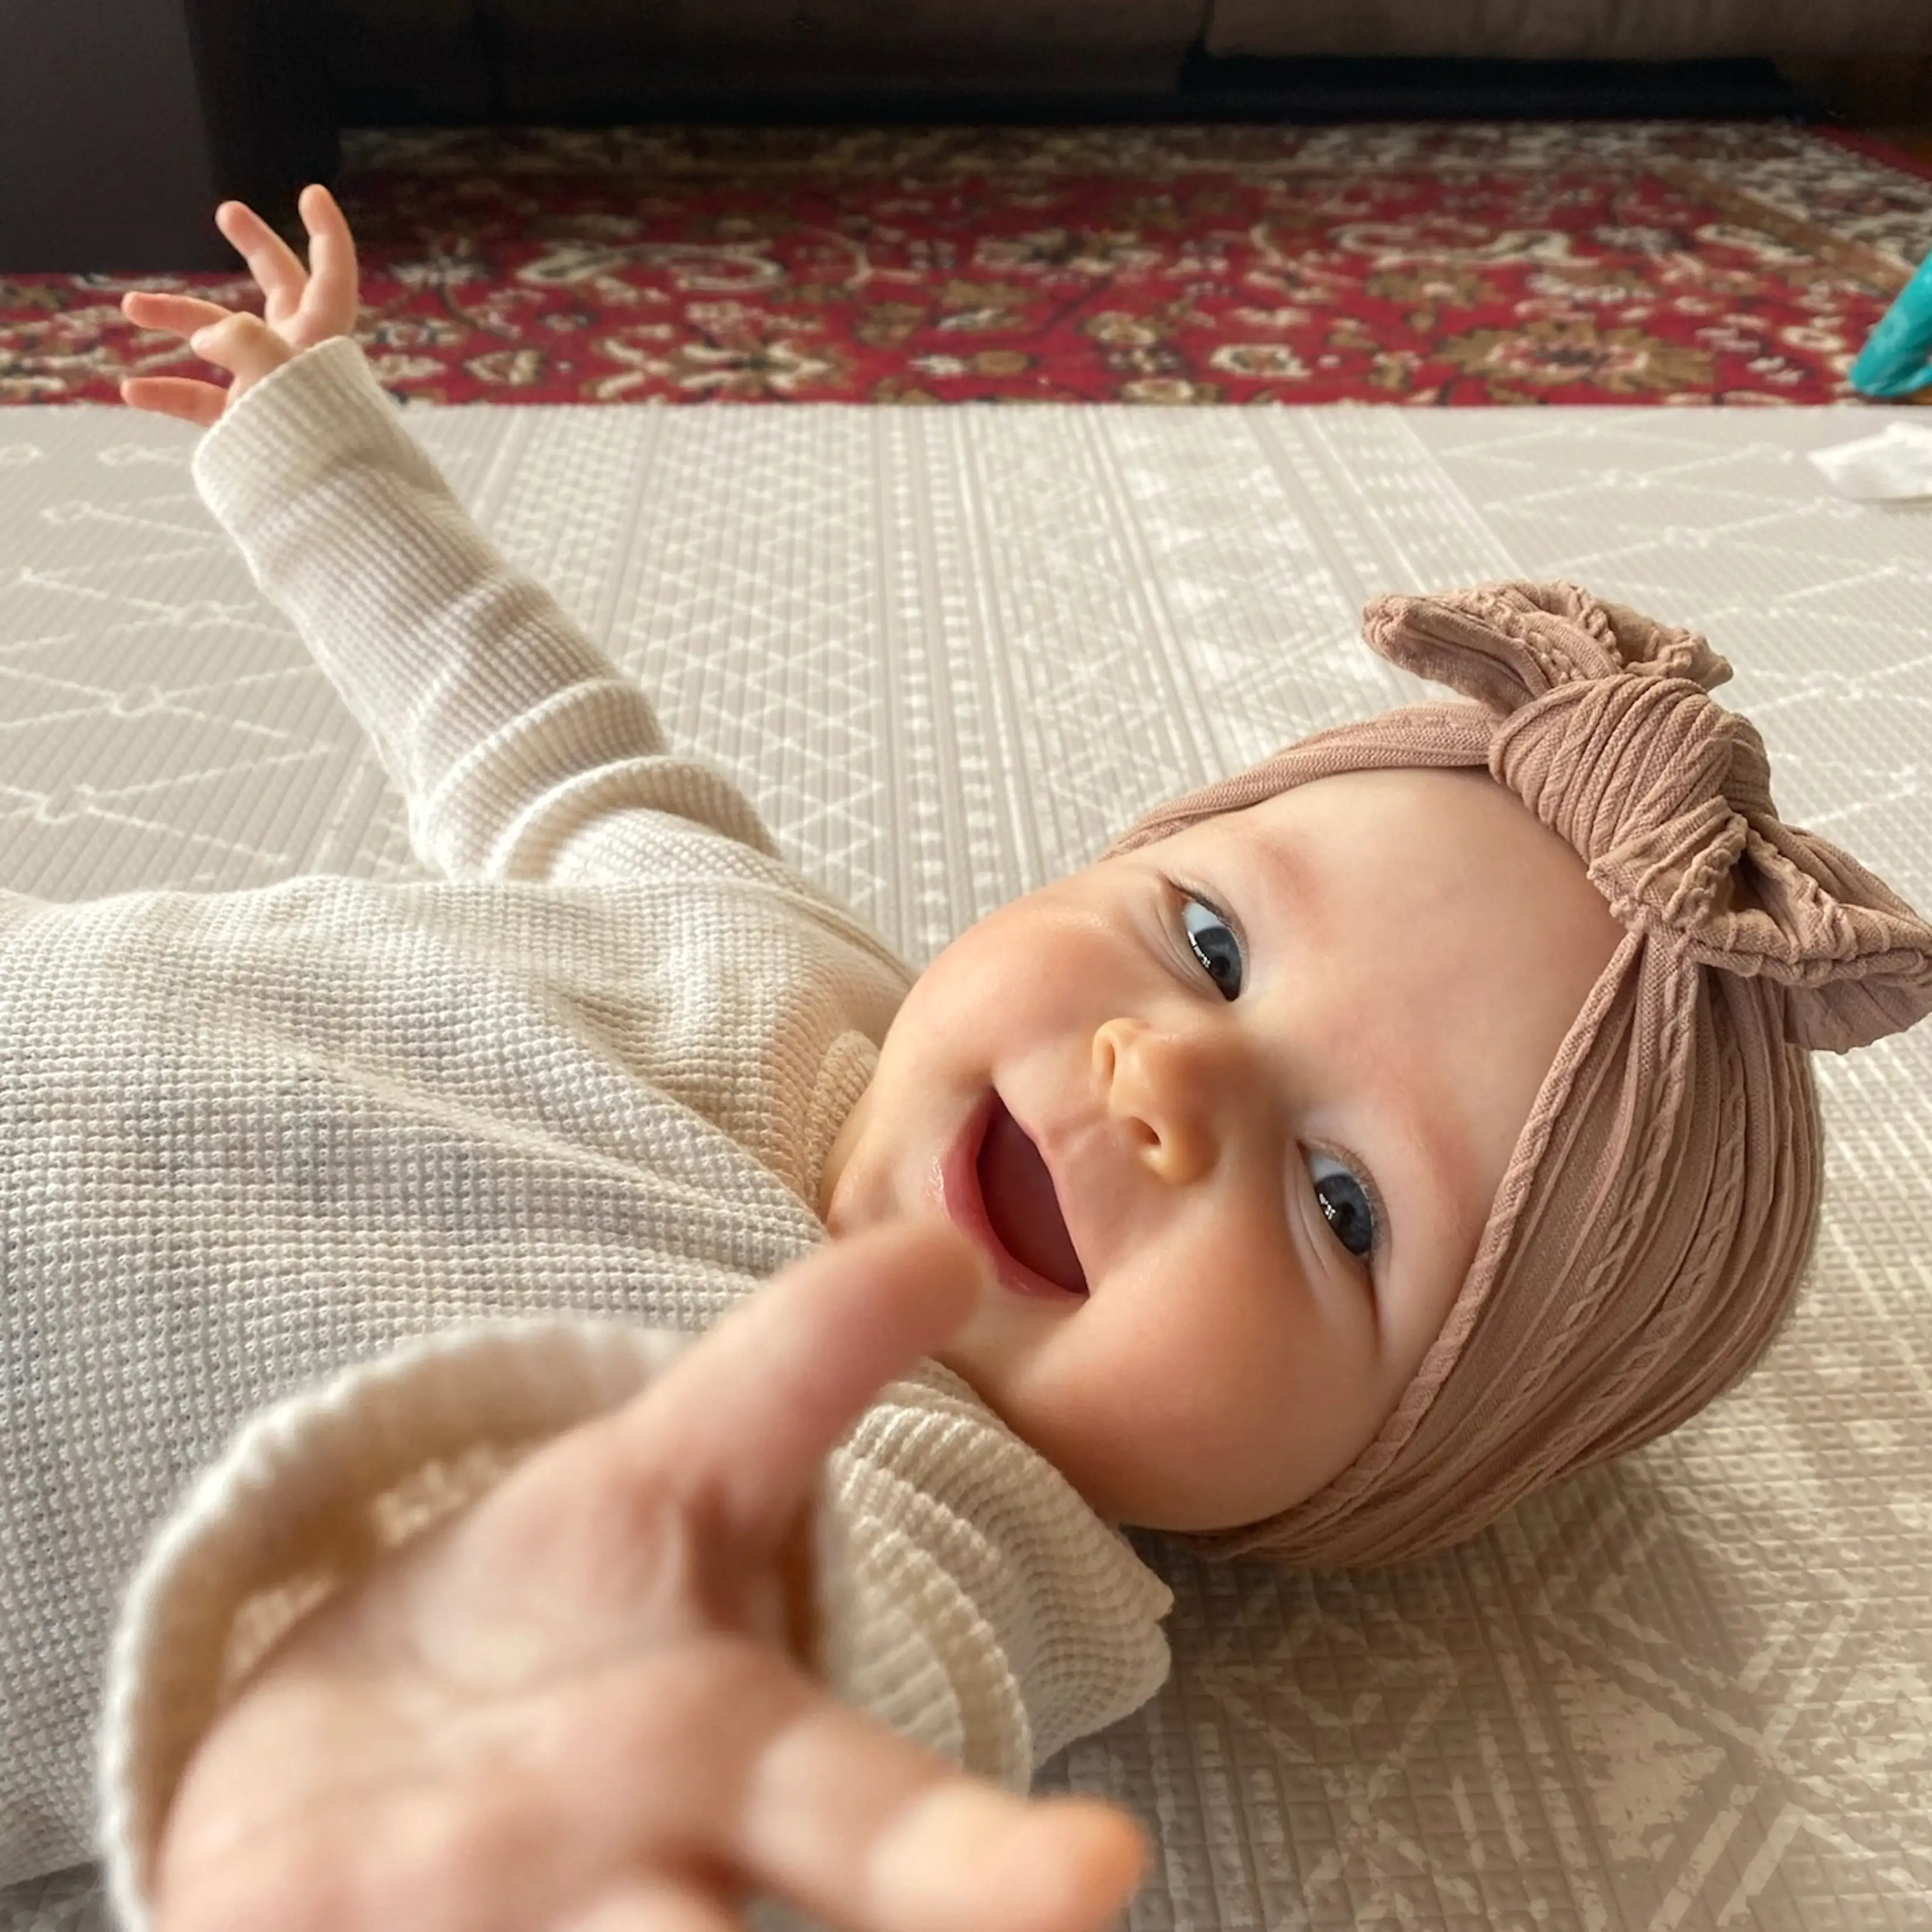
left=150, top=1219, right=1147, bottom=1932
left=119, top=184, right=359, bottom=427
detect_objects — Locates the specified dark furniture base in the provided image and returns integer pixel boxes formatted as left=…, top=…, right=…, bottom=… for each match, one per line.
left=1, top=0, right=337, bottom=273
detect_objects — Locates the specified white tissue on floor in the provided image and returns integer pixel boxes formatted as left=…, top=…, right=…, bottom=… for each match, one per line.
left=1807, top=420, right=1932, bottom=501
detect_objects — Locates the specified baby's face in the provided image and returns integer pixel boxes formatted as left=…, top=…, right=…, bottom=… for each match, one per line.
left=817, top=766, right=1622, bottom=1533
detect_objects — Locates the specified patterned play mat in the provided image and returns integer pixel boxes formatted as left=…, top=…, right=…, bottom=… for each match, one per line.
left=2, top=391, right=1930, bottom=1929
left=4, top=120, right=1932, bottom=407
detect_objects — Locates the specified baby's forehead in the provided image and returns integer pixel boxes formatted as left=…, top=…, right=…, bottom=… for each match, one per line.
left=1210, top=766, right=1565, bottom=869
left=1082, top=768, right=1564, bottom=922
left=1121, top=773, right=1605, bottom=953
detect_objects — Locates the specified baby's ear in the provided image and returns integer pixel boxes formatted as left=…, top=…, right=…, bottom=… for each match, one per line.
left=1361, top=580, right=1730, bottom=714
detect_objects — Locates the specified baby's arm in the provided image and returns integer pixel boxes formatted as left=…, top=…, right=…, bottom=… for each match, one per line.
left=101, top=1225, right=1164, bottom=1932
left=120, top=195, right=776, bottom=887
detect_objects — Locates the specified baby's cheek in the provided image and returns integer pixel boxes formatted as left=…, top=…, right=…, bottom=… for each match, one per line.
left=1088, top=1252, right=1268, bottom=1430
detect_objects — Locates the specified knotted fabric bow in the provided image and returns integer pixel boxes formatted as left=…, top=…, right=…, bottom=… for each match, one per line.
left=1101, top=580, right=1932, bottom=1568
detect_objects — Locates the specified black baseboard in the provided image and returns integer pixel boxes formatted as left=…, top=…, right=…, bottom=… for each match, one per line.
left=335, top=55, right=1824, bottom=132
left=1173, top=52, right=1818, bottom=122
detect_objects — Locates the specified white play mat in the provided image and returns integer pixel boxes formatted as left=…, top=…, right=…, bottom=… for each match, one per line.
left=3, top=397, right=1929, bottom=1931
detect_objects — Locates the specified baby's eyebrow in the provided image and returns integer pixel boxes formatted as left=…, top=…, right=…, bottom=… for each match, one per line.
left=1231, top=817, right=1326, bottom=944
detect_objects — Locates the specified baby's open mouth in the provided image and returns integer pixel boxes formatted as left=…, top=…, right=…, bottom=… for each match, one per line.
left=976, top=1094, right=1088, bottom=1297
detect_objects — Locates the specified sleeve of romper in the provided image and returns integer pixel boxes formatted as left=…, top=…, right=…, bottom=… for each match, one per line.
left=94, top=1323, right=1174, bottom=1932
left=189, top=334, right=780, bottom=885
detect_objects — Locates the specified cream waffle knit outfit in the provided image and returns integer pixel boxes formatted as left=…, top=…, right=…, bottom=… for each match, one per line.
left=0, top=337, right=1172, bottom=1928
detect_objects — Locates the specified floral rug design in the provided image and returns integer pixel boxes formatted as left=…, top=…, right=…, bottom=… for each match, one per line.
left=5, top=121, right=1930, bottom=406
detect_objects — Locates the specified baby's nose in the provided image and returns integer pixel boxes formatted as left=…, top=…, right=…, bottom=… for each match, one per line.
left=1091, top=1016, right=1217, bottom=1186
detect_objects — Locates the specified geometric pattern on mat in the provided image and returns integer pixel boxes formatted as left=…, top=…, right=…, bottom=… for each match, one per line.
left=1, top=402, right=1928, bottom=1930
left=5, top=120, right=1932, bottom=407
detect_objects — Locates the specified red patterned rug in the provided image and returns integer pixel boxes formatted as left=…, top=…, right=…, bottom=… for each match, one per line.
left=6, top=121, right=1931, bottom=407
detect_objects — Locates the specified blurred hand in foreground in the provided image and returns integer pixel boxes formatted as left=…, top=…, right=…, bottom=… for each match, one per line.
left=152, top=1217, right=1149, bottom=1932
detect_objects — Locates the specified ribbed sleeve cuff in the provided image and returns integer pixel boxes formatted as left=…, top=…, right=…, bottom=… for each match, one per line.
left=189, top=335, right=423, bottom=536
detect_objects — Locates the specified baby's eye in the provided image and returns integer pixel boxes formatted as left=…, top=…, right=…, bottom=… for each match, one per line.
left=1180, top=895, right=1242, bottom=1000
left=1308, top=1152, right=1376, bottom=1260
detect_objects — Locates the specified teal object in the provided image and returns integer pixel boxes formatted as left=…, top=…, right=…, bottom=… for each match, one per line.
left=1850, top=249, right=1932, bottom=398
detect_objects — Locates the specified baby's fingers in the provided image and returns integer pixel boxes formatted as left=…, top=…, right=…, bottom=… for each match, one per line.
left=293, top=184, right=359, bottom=338
left=215, top=198, right=310, bottom=320
left=186, top=310, right=297, bottom=390
left=121, top=289, right=236, bottom=339
left=742, top=1691, right=1148, bottom=1932
left=119, top=313, right=297, bottom=425
left=559, top=1875, right=741, bottom=1932
left=608, top=1221, right=991, bottom=1560
left=118, top=376, right=228, bottom=429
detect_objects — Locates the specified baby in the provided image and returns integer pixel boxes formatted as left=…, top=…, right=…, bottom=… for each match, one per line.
left=5, top=186, right=1928, bottom=1932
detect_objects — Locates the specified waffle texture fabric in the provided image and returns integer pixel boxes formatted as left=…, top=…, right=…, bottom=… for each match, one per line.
left=1105, top=580, right=1932, bottom=1571
left=0, top=337, right=1173, bottom=1926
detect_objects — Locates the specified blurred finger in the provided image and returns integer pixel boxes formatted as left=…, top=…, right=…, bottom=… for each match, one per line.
left=297, top=183, right=359, bottom=330
left=741, top=1691, right=1149, bottom=1932
left=531, top=1646, right=1140, bottom=1932
left=119, top=376, right=226, bottom=428
left=607, top=1220, right=990, bottom=1555
left=215, top=198, right=309, bottom=312
left=120, top=290, right=239, bottom=338
left=552, top=1875, right=745, bottom=1932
